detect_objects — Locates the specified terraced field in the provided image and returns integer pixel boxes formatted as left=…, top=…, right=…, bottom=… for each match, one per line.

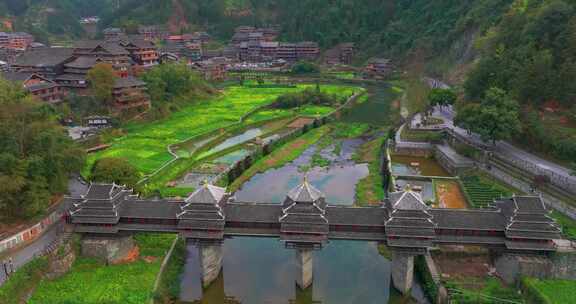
left=460, top=175, right=513, bottom=208
left=84, top=84, right=360, bottom=177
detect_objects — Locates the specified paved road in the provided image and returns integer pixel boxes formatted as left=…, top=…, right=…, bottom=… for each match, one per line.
left=434, top=106, right=576, bottom=190
left=0, top=176, right=88, bottom=286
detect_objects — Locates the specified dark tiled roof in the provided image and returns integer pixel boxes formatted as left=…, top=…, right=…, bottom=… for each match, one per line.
left=431, top=209, right=505, bottom=230
left=84, top=183, right=125, bottom=200
left=64, top=56, right=100, bottom=69
left=121, top=200, right=181, bottom=219
left=2, top=71, right=33, bottom=81
left=225, top=204, right=281, bottom=223
left=54, top=73, right=87, bottom=81
left=13, top=48, right=73, bottom=67
left=114, top=77, right=146, bottom=89
left=326, top=207, right=387, bottom=226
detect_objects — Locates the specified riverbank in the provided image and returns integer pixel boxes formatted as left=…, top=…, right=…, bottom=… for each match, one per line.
left=229, top=124, right=331, bottom=192
left=28, top=234, right=176, bottom=304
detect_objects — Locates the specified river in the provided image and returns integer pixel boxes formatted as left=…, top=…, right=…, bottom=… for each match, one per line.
left=179, top=83, right=428, bottom=303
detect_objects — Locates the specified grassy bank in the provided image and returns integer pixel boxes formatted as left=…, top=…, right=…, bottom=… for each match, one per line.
left=84, top=84, right=359, bottom=177
left=446, top=277, right=523, bottom=303
left=229, top=125, right=331, bottom=192
left=522, top=277, right=575, bottom=304
left=354, top=136, right=386, bottom=206
left=551, top=211, right=576, bottom=240
left=29, top=234, right=176, bottom=304
left=154, top=238, right=186, bottom=304
left=0, top=257, right=49, bottom=304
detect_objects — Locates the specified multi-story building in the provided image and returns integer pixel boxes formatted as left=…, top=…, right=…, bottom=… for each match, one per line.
left=295, top=42, right=320, bottom=61
left=112, top=77, right=151, bottom=112
left=0, top=32, right=9, bottom=47
left=138, top=25, right=169, bottom=41
left=2, top=72, right=66, bottom=103
left=8, top=32, right=34, bottom=50
left=277, top=43, right=297, bottom=62
left=192, top=57, right=229, bottom=81
left=72, top=40, right=132, bottom=77
left=181, top=42, right=202, bottom=62
left=363, top=58, right=393, bottom=79
left=103, top=28, right=124, bottom=41
left=119, top=38, right=159, bottom=68
left=12, top=47, right=74, bottom=78
left=325, top=43, right=355, bottom=65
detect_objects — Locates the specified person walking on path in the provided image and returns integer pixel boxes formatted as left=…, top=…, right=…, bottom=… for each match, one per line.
left=8, top=258, right=14, bottom=275
left=2, top=260, right=9, bottom=278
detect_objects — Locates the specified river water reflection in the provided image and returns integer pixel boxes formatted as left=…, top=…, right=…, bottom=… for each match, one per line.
left=179, top=84, right=428, bottom=303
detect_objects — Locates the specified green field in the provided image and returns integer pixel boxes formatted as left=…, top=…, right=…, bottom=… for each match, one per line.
left=522, top=278, right=576, bottom=304
left=460, top=175, right=514, bottom=208
left=84, top=85, right=360, bottom=177
left=29, top=234, right=176, bottom=304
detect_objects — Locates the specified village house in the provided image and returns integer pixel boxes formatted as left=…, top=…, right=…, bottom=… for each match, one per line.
left=112, top=77, right=151, bottom=112
left=119, top=38, right=159, bottom=68
left=324, top=43, right=355, bottom=65
left=103, top=28, right=125, bottom=41
left=181, top=42, right=203, bottom=62
left=2, top=72, right=66, bottom=103
left=0, top=32, right=34, bottom=50
left=138, top=25, right=169, bottom=41
left=363, top=58, right=393, bottom=79
left=191, top=57, right=229, bottom=81
left=11, top=47, right=75, bottom=78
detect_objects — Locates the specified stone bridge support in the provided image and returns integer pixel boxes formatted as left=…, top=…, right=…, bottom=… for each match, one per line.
left=296, top=248, right=314, bottom=289
left=391, top=250, right=418, bottom=294
left=198, top=244, right=223, bottom=288
left=80, top=233, right=134, bottom=264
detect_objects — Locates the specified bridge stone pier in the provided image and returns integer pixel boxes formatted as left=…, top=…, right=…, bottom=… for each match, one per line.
left=296, top=248, right=314, bottom=289
left=69, top=181, right=565, bottom=295
left=391, top=250, right=417, bottom=294
left=198, top=244, right=223, bottom=288
left=80, top=233, right=134, bottom=264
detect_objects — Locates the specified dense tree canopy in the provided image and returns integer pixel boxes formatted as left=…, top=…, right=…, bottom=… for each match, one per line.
left=91, top=157, right=140, bottom=188
left=0, top=77, right=84, bottom=220
left=465, top=0, right=576, bottom=107
left=86, top=63, right=117, bottom=107
left=142, top=63, right=213, bottom=114
left=456, top=87, right=521, bottom=144
left=428, top=88, right=456, bottom=108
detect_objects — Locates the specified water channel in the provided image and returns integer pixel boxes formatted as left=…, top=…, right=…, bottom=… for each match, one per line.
left=179, top=83, right=429, bottom=303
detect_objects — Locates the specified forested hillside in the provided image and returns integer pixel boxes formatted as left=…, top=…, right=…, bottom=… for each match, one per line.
left=98, top=0, right=513, bottom=63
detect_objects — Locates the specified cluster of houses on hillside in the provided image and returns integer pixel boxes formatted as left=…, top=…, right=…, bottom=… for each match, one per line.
left=0, top=25, right=394, bottom=115
left=3, top=34, right=156, bottom=111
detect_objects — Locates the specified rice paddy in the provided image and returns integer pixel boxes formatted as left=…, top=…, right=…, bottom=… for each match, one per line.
left=84, top=84, right=361, bottom=177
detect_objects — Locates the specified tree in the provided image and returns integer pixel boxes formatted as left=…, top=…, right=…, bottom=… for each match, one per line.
left=91, top=157, right=140, bottom=188
left=87, top=63, right=117, bottom=106
left=142, top=62, right=213, bottom=106
left=455, top=87, right=521, bottom=144
left=291, top=61, right=320, bottom=74
left=428, top=88, right=456, bottom=108
left=0, top=77, right=84, bottom=220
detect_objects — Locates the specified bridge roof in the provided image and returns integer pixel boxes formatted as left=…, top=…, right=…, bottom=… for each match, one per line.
left=121, top=200, right=181, bottom=219
left=430, top=209, right=505, bottom=231
left=325, top=207, right=387, bottom=226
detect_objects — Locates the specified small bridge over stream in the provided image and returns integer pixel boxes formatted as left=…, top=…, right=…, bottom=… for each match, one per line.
left=68, top=181, right=563, bottom=294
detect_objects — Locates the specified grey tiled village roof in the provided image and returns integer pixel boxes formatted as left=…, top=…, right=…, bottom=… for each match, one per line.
left=13, top=48, right=73, bottom=67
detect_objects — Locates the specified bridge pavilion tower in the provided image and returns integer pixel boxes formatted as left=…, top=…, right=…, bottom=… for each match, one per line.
left=384, top=190, right=436, bottom=294
left=178, top=182, right=230, bottom=288
left=70, top=183, right=136, bottom=263
left=280, top=178, right=329, bottom=290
